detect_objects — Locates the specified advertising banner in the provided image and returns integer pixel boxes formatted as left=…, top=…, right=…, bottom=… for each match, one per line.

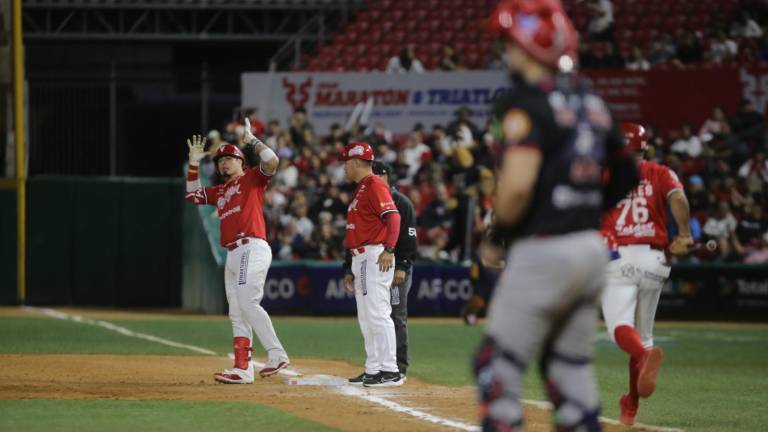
left=256, top=262, right=768, bottom=321
left=242, top=67, right=768, bottom=135
left=242, top=71, right=511, bottom=134
left=658, top=263, right=768, bottom=321
left=261, top=263, right=472, bottom=316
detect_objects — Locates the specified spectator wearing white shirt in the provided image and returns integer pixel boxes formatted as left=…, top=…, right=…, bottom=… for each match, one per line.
left=587, top=0, right=614, bottom=41
left=698, top=107, right=731, bottom=142
left=670, top=124, right=703, bottom=158
left=703, top=201, right=738, bottom=259
left=731, top=12, right=763, bottom=38
left=402, top=130, right=432, bottom=183
left=292, top=204, right=315, bottom=241
left=738, top=152, right=768, bottom=194
left=709, top=31, right=739, bottom=63
left=274, top=158, right=299, bottom=189
left=386, top=46, right=425, bottom=74
left=626, top=47, right=650, bottom=71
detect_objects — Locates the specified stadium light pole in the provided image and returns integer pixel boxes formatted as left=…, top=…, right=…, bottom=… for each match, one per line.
left=12, top=0, right=26, bottom=304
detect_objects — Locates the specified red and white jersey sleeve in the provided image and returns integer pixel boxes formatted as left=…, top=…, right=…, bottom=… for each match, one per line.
left=185, top=185, right=218, bottom=206
left=345, top=175, right=399, bottom=249
left=600, top=161, right=683, bottom=250
left=366, top=178, right=398, bottom=218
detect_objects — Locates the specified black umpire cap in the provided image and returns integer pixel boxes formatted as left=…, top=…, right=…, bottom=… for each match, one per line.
left=372, top=161, right=394, bottom=177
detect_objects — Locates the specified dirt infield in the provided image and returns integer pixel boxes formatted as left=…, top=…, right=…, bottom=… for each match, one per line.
left=0, top=354, right=643, bottom=432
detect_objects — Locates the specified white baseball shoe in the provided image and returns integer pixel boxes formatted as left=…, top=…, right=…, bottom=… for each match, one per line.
left=259, top=357, right=290, bottom=378
left=214, top=365, right=254, bottom=384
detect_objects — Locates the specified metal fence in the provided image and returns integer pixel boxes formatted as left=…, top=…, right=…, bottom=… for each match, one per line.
left=26, top=62, right=241, bottom=177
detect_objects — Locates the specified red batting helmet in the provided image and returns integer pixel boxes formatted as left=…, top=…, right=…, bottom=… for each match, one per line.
left=487, top=0, right=578, bottom=71
left=341, top=141, right=375, bottom=162
left=622, top=122, right=648, bottom=152
left=213, top=144, right=247, bottom=167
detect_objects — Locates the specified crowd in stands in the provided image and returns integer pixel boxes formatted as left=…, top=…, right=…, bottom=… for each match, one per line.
left=198, top=98, right=768, bottom=264
left=298, top=0, right=768, bottom=73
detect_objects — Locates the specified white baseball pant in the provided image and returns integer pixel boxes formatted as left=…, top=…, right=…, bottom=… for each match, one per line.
left=351, top=244, right=398, bottom=375
left=601, top=244, right=671, bottom=348
left=224, top=238, right=288, bottom=362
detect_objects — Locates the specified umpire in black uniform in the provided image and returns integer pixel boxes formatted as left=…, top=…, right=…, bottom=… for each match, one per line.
left=474, top=1, right=639, bottom=431
left=344, top=161, right=417, bottom=379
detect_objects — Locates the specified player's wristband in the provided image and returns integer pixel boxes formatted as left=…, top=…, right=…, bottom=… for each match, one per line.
left=384, top=247, right=395, bottom=254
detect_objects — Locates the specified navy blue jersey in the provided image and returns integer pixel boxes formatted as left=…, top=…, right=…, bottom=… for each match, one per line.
left=492, top=74, right=629, bottom=238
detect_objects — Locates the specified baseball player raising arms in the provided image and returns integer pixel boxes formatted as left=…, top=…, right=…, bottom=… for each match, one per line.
left=341, top=142, right=403, bottom=387
left=185, top=119, right=290, bottom=384
left=475, top=1, right=639, bottom=430
left=600, top=123, right=693, bottom=426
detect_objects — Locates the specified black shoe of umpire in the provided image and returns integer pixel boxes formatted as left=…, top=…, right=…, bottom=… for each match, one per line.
left=348, top=372, right=374, bottom=385
left=363, top=371, right=404, bottom=387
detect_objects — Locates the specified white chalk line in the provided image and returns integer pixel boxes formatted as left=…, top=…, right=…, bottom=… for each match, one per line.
left=522, top=400, right=684, bottom=432
left=338, top=385, right=480, bottom=432
left=24, top=307, right=683, bottom=432
left=26, top=307, right=217, bottom=356
left=23, top=307, right=475, bottom=431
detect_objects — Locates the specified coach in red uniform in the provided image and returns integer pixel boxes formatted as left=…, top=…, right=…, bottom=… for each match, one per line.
left=341, top=141, right=404, bottom=388
left=601, top=123, right=693, bottom=425
left=184, top=122, right=290, bottom=384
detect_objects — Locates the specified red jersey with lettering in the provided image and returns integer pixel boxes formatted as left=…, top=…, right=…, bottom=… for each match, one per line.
left=345, top=174, right=399, bottom=249
left=187, top=168, right=271, bottom=246
left=600, top=161, right=683, bottom=249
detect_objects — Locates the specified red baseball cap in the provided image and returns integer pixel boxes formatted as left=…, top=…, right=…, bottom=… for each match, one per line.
left=341, top=141, right=375, bottom=161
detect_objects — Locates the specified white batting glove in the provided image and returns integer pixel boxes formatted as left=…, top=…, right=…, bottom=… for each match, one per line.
left=243, top=118, right=263, bottom=146
left=187, top=134, right=208, bottom=165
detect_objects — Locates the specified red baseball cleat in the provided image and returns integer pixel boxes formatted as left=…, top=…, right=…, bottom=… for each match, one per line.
left=213, top=366, right=254, bottom=384
left=637, top=346, right=664, bottom=398
left=259, top=358, right=290, bottom=378
left=619, top=394, right=638, bottom=426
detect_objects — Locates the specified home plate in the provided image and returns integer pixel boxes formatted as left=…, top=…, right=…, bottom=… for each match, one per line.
left=285, top=374, right=349, bottom=386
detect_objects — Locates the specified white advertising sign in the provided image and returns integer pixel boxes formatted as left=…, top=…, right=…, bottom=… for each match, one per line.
left=241, top=71, right=511, bottom=134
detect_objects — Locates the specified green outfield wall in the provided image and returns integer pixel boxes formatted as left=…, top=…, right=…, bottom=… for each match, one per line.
left=0, top=188, right=16, bottom=304
left=3, top=176, right=184, bottom=306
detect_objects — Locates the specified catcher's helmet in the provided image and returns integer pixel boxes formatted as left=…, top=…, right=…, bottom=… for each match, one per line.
left=621, top=122, right=648, bottom=152
left=487, top=0, right=578, bottom=71
left=341, top=141, right=375, bottom=162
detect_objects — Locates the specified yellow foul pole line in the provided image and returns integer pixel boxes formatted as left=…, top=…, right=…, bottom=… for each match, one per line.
left=12, top=0, right=26, bottom=304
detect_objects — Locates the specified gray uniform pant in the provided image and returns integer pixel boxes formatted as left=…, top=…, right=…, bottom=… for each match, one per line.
left=478, top=231, right=606, bottom=431
left=390, top=267, right=412, bottom=375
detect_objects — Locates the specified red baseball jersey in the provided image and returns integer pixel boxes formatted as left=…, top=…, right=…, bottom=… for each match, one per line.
left=601, top=161, right=684, bottom=250
left=187, top=168, right=271, bottom=246
left=345, top=174, right=398, bottom=249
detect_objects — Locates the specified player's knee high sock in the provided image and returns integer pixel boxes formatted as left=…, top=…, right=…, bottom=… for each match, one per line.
left=542, top=353, right=601, bottom=432
left=629, top=356, right=641, bottom=401
left=233, top=337, right=252, bottom=369
left=474, top=337, right=525, bottom=431
left=614, top=325, right=646, bottom=359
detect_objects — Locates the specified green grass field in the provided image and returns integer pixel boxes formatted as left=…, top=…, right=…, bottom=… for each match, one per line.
left=1, top=311, right=767, bottom=431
